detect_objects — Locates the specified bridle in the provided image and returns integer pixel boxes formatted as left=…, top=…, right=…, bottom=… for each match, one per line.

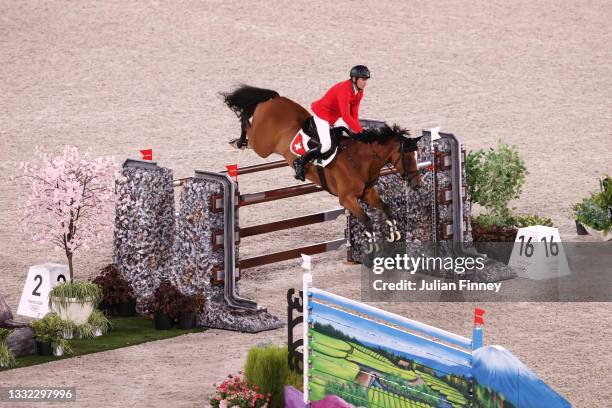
left=376, top=137, right=420, bottom=184
left=345, top=135, right=421, bottom=198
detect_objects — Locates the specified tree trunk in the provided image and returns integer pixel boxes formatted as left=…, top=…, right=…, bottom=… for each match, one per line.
left=67, top=251, right=74, bottom=281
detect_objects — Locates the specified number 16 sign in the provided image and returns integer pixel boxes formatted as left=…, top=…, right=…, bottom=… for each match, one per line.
left=17, top=263, right=68, bottom=319
left=508, top=226, right=571, bottom=280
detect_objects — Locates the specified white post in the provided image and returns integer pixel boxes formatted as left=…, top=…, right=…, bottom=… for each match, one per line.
left=302, top=272, right=312, bottom=405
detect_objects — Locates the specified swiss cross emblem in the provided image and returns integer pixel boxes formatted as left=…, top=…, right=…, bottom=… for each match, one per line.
left=290, top=132, right=307, bottom=156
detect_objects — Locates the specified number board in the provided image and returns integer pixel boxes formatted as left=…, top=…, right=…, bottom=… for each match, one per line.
left=17, top=263, right=68, bottom=319
left=508, top=226, right=571, bottom=280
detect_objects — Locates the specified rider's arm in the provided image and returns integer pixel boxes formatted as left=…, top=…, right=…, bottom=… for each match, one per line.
left=337, top=88, right=363, bottom=133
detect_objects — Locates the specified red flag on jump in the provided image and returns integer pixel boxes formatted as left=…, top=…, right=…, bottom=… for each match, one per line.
left=140, top=149, right=153, bottom=161
left=226, top=164, right=238, bottom=180
left=474, top=307, right=486, bottom=326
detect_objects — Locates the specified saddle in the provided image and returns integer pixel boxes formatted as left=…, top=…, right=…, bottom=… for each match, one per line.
left=301, top=116, right=344, bottom=160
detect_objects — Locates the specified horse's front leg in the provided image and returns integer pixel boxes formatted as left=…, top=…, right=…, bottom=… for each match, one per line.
left=362, top=188, right=401, bottom=242
left=339, top=194, right=378, bottom=253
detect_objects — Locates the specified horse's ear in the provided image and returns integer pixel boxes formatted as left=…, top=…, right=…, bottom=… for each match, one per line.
left=402, top=136, right=422, bottom=152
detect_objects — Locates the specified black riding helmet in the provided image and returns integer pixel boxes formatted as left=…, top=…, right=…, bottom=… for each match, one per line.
left=350, top=65, right=370, bottom=79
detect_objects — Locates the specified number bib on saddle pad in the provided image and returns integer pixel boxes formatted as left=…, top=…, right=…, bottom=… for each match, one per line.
left=289, top=131, right=338, bottom=167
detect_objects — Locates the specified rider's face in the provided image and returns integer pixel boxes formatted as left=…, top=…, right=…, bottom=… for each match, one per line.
left=355, top=78, right=368, bottom=90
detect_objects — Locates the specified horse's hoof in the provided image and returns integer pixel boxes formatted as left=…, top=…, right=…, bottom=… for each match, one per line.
left=229, top=138, right=247, bottom=150
left=395, top=230, right=401, bottom=241
left=365, top=244, right=374, bottom=254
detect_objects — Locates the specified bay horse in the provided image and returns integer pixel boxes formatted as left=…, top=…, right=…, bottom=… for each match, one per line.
left=221, top=85, right=422, bottom=242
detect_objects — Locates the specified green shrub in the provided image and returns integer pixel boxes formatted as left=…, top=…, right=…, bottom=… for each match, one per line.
left=75, top=309, right=112, bottom=339
left=30, top=313, right=73, bottom=355
left=473, top=212, right=515, bottom=229
left=244, top=344, right=303, bottom=408
left=574, top=198, right=611, bottom=232
left=514, top=214, right=554, bottom=228
left=466, top=141, right=527, bottom=226
left=0, top=329, right=16, bottom=368
left=594, top=175, right=612, bottom=208
left=573, top=174, right=612, bottom=233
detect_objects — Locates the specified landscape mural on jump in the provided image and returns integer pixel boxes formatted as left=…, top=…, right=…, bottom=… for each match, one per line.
left=308, top=304, right=477, bottom=408
left=307, top=300, right=551, bottom=408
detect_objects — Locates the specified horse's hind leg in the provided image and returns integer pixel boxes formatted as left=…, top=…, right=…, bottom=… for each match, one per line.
left=362, top=187, right=401, bottom=242
left=229, top=117, right=251, bottom=149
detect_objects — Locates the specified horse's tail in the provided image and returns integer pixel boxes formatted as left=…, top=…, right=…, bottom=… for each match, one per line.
left=220, top=85, right=280, bottom=123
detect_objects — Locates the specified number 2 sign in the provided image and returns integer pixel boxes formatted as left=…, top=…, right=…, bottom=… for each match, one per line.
left=17, top=263, right=68, bottom=319
left=508, top=226, right=571, bottom=280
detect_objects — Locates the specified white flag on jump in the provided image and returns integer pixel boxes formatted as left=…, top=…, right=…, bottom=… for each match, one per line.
left=301, top=254, right=312, bottom=271
left=430, top=126, right=441, bottom=141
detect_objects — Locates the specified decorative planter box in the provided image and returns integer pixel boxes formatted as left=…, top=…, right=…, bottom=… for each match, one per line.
left=584, top=225, right=612, bottom=242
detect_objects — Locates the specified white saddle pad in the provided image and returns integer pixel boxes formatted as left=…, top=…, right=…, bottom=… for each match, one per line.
left=289, top=130, right=337, bottom=167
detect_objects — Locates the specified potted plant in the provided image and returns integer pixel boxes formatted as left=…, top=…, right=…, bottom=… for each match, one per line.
left=175, top=293, right=205, bottom=330
left=49, top=281, right=102, bottom=325
left=574, top=175, right=612, bottom=241
left=86, top=310, right=112, bottom=337
left=60, top=319, right=78, bottom=340
left=0, top=328, right=16, bottom=368
left=466, top=141, right=528, bottom=262
left=91, top=264, right=137, bottom=317
left=145, top=281, right=182, bottom=330
left=31, top=313, right=72, bottom=357
left=210, top=372, right=271, bottom=408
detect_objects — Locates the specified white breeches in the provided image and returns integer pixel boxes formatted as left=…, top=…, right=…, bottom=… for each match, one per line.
left=313, top=114, right=349, bottom=154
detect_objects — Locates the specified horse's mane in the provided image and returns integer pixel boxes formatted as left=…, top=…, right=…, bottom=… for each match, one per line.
left=357, top=124, right=410, bottom=144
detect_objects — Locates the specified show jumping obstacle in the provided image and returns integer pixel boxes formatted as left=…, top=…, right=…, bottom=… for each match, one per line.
left=185, top=159, right=432, bottom=273
left=287, top=274, right=571, bottom=408
left=112, top=128, right=512, bottom=333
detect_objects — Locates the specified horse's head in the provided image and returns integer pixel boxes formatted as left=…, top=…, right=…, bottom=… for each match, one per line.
left=390, top=135, right=423, bottom=190
left=361, top=124, right=423, bottom=190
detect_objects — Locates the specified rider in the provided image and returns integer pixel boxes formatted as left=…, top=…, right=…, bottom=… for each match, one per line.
left=293, top=65, right=370, bottom=181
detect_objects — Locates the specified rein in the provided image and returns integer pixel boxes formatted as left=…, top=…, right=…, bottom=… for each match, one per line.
left=344, top=137, right=420, bottom=199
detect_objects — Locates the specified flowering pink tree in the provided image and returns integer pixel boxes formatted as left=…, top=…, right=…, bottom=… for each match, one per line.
left=19, top=146, right=118, bottom=281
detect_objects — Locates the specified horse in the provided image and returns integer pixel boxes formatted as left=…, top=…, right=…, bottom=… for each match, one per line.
left=221, top=85, right=422, bottom=242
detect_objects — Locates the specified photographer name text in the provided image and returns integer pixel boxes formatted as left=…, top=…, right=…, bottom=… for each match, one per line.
left=372, top=279, right=502, bottom=292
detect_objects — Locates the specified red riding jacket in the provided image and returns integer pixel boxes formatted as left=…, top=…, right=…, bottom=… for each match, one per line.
left=311, top=79, right=363, bottom=133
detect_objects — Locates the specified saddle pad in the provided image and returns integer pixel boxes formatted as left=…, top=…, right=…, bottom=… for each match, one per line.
left=289, top=130, right=337, bottom=167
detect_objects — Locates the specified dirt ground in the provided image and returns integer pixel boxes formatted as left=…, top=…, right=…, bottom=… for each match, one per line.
left=1, top=1, right=611, bottom=407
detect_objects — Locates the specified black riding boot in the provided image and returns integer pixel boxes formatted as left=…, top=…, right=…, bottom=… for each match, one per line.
left=293, top=145, right=322, bottom=181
